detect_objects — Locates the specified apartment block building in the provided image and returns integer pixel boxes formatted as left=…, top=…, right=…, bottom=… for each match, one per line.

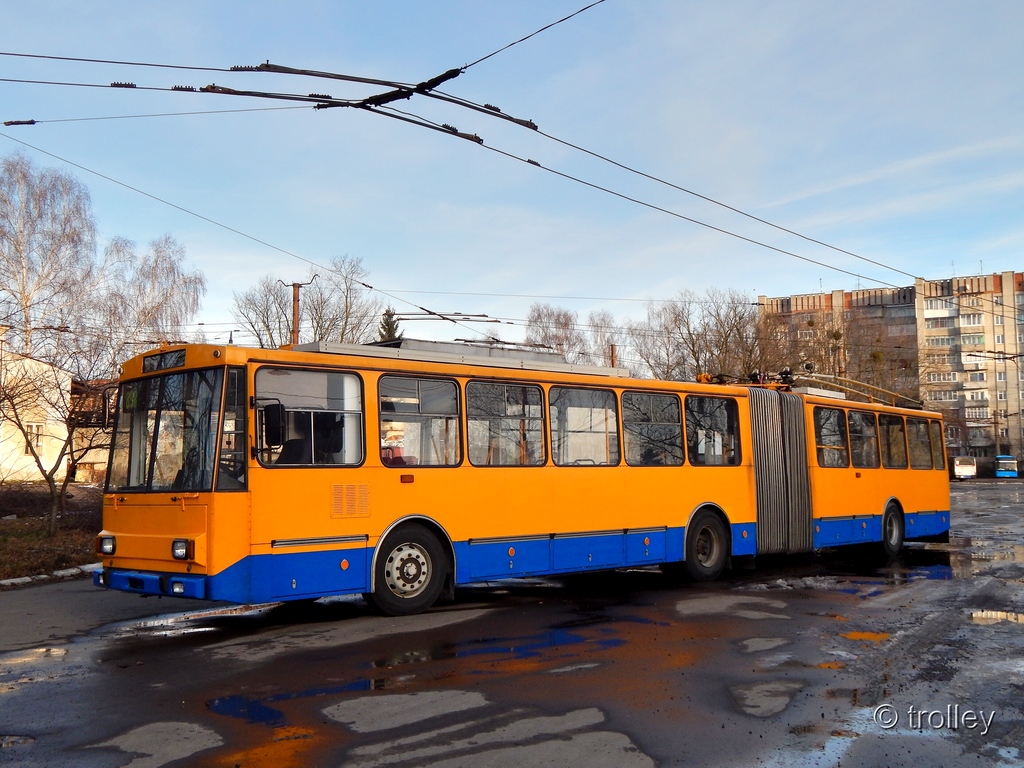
left=760, top=271, right=1024, bottom=460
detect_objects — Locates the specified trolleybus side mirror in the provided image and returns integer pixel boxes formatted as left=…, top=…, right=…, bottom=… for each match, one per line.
left=263, top=403, right=286, bottom=447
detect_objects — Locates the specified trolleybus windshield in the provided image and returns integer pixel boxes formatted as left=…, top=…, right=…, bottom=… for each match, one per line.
left=107, top=368, right=224, bottom=492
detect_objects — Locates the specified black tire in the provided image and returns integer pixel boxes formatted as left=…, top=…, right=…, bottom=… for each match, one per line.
left=683, top=510, right=729, bottom=581
left=369, top=523, right=448, bottom=616
left=881, top=504, right=905, bottom=558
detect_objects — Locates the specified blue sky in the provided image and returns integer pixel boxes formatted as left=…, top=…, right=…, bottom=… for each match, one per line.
left=2, top=1, right=1023, bottom=345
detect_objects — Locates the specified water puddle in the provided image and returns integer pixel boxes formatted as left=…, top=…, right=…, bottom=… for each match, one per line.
left=971, top=609, right=1024, bottom=625
left=730, top=680, right=806, bottom=717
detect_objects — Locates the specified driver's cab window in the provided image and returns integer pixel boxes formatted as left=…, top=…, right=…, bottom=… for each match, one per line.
left=216, top=367, right=248, bottom=489
left=255, top=368, right=364, bottom=467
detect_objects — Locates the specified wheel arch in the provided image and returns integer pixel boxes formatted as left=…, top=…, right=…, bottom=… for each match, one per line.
left=371, top=515, right=456, bottom=594
left=883, top=496, right=905, bottom=516
left=684, top=503, right=733, bottom=558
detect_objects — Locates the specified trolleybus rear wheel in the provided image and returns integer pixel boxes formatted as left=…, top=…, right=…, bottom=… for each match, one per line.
left=369, top=523, right=448, bottom=616
left=684, top=510, right=728, bottom=581
left=881, top=504, right=904, bottom=558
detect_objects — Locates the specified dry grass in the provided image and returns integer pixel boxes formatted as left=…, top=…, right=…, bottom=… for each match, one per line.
left=0, top=483, right=103, bottom=581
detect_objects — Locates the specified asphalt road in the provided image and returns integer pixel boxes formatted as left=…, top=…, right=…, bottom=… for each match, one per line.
left=2, top=482, right=1023, bottom=767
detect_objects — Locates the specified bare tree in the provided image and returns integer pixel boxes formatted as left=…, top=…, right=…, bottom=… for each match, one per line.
left=233, top=256, right=383, bottom=348
left=96, top=235, right=207, bottom=372
left=0, top=152, right=207, bottom=533
left=0, top=152, right=99, bottom=356
left=524, top=303, right=589, bottom=364
left=232, top=276, right=293, bottom=349
left=303, top=255, right=383, bottom=344
left=583, top=309, right=624, bottom=367
left=625, top=289, right=783, bottom=382
left=627, top=301, right=694, bottom=380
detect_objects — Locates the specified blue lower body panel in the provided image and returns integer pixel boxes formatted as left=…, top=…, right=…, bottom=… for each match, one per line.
left=94, top=569, right=207, bottom=599
left=95, top=547, right=371, bottom=605
left=731, top=523, right=757, bottom=555
left=453, top=526, right=692, bottom=583
left=814, top=516, right=883, bottom=548
left=904, top=510, right=950, bottom=538
left=95, top=519, right=767, bottom=603
left=813, top=510, right=950, bottom=549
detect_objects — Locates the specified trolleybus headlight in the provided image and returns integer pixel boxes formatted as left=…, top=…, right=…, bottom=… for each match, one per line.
left=97, top=535, right=116, bottom=556
left=171, top=539, right=194, bottom=560
left=171, top=581, right=185, bottom=595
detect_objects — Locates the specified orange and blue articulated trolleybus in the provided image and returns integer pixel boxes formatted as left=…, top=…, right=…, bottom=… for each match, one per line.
left=94, top=340, right=951, bottom=615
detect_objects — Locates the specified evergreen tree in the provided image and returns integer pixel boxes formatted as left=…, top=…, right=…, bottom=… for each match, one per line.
left=378, top=306, right=403, bottom=342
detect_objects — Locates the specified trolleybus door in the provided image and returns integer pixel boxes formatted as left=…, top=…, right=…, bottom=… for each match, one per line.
left=747, top=388, right=813, bottom=554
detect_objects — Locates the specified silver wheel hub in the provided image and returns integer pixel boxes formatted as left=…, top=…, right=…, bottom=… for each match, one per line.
left=384, top=542, right=431, bottom=598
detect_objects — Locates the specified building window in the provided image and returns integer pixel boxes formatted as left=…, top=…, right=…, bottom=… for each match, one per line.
left=887, top=306, right=915, bottom=318
left=967, top=390, right=989, bottom=401
left=960, top=313, right=983, bottom=326
left=24, top=423, right=43, bottom=455
left=961, top=334, right=984, bottom=346
left=995, top=315, right=1005, bottom=325
left=926, top=298, right=956, bottom=310
left=926, top=337, right=955, bottom=347
left=926, top=372, right=958, bottom=383
left=997, top=371, right=1007, bottom=382
left=926, top=318, right=956, bottom=329
left=927, top=390, right=958, bottom=401
left=996, top=335, right=1005, bottom=344
left=998, top=391, right=1008, bottom=401
left=965, top=407, right=990, bottom=420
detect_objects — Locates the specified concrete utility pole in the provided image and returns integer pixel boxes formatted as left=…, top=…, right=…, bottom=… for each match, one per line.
left=279, top=276, right=317, bottom=346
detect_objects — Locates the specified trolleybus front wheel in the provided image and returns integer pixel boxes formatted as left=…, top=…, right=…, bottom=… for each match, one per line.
left=881, top=504, right=905, bottom=558
left=369, top=523, right=448, bottom=616
left=683, top=510, right=728, bottom=582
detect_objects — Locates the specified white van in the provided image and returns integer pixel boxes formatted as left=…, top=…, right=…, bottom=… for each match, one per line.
left=953, top=455, right=977, bottom=481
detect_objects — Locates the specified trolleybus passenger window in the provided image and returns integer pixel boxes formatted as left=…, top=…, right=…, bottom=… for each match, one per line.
left=848, top=410, right=880, bottom=469
left=467, top=382, right=544, bottom=466
left=813, top=407, right=849, bottom=467
left=907, top=417, right=933, bottom=469
left=879, top=414, right=908, bottom=469
left=254, top=368, right=364, bottom=467
left=549, top=387, right=620, bottom=466
left=929, top=421, right=946, bottom=470
left=380, top=376, right=460, bottom=467
left=684, top=396, right=740, bottom=466
left=622, top=391, right=684, bottom=466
